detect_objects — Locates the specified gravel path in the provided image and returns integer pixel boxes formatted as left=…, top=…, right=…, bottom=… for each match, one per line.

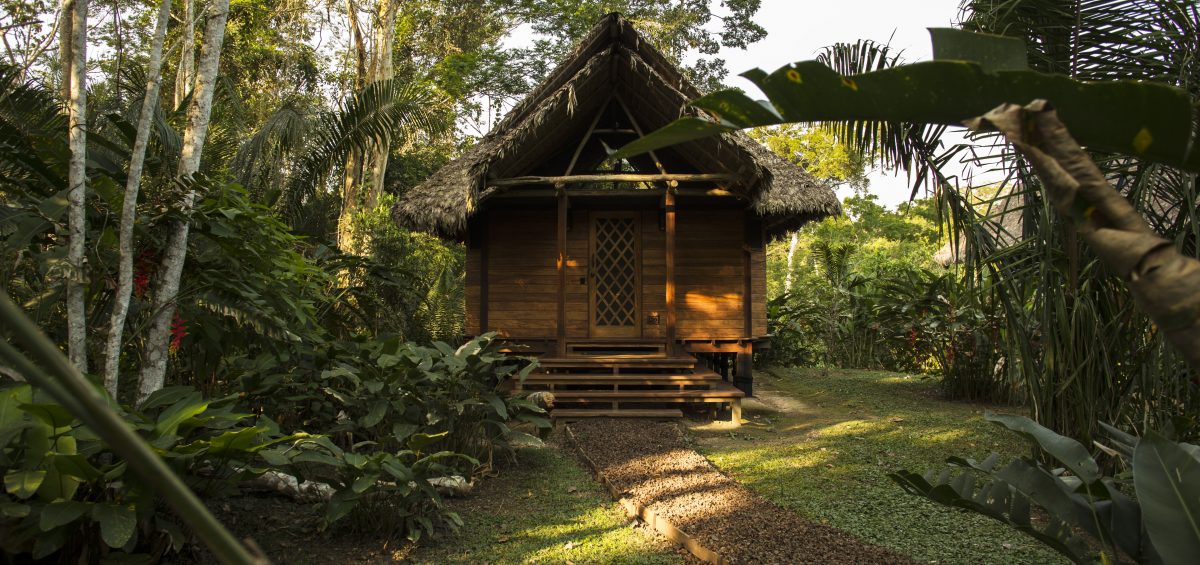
left=568, top=419, right=916, bottom=564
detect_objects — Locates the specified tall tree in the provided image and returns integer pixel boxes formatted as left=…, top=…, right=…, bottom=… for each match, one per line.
left=174, top=0, right=194, bottom=109
left=137, top=0, right=230, bottom=403
left=337, top=0, right=400, bottom=251
left=63, top=0, right=88, bottom=371
left=751, top=124, right=869, bottom=292
left=101, top=0, right=173, bottom=398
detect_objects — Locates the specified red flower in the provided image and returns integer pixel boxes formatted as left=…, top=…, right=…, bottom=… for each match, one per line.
left=169, top=311, right=187, bottom=354
left=134, top=249, right=156, bottom=298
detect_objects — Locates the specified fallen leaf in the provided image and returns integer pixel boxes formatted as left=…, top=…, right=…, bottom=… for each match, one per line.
left=563, top=541, right=578, bottom=550
left=497, top=535, right=510, bottom=543
left=890, top=417, right=904, bottom=423
left=566, top=486, right=577, bottom=493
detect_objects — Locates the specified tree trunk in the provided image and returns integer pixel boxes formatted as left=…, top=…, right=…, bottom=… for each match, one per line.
left=365, top=0, right=398, bottom=206
left=102, top=0, right=172, bottom=399
left=136, top=0, right=230, bottom=404
left=337, top=0, right=396, bottom=252
left=64, top=0, right=88, bottom=372
left=970, top=100, right=1200, bottom=370
left=173, top=0, right=194, bottom=110
left=784, top=232, right=799, bottom=293
left=57, top=0, right=72, bottom=101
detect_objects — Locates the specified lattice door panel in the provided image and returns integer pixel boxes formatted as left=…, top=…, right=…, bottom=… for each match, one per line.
left=590, top=215, right=640, bottom=337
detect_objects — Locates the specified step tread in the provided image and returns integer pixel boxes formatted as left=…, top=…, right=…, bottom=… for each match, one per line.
left=552, top=408, right=684, bottom=418
left=550, top=385, right=745, bottom=399
left=536, top=356, right=696, bottom=368
left=522, top=371, right=722, bottom=382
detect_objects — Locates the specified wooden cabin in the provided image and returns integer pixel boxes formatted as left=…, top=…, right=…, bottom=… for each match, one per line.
left=395, top=13, right=838, bottom=420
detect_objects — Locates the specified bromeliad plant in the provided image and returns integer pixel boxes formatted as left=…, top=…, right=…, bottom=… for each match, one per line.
left=889, top=414, right=1200, bottom=565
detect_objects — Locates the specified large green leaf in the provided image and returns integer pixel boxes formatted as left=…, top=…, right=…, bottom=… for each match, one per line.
left=153, top=391, right=210, bottom=438
left=928, top=28, right=1027, bottom=72
left=4, top=469, right=46, bottom=499
left=39, top=500, right=90, bottom=531
left=613, top=28, right=1197, bottom=171
left=93, top=503, right=137, bottom=548
left=1134, top=431, right=1200, bottom=565
left=0, top=384, right=31, bottom=428
left=986, top=413, right=1101, bottom=483
left=407, top=431, right=448, bottom=453
left=19, top=403, right=76, bottom=428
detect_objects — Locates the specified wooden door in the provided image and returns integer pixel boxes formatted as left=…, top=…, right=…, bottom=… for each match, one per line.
left=589, top=212, right=641, bottom=338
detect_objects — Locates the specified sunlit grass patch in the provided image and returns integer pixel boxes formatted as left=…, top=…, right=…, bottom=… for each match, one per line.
left=409, top=444, right=680, bottom=565
left=692, top=367, right=1067, bottom=565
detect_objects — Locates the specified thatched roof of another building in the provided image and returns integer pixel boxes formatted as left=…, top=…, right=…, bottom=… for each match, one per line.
left=933, top=188, right=1024, bottom=266
left=394, top=12, right=840, bottom=240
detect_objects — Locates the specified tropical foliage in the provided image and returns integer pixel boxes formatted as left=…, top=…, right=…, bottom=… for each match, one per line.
left=891, top=413, right=1200, bottom=565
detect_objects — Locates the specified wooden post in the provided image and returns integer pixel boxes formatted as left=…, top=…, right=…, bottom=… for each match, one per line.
left=478, top=213, right=489, bottom=333
left=736, top=348, right=754, bottom=397
left=743, top=247, right=753, bottom=338
left=664, top=189, right=677, bottom=356
left=557, top=186, right=568, bottom=356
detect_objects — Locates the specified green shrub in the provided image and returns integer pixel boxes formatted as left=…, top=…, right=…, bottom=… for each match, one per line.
left=233, top=332, right=549, bottom=469
left=0, top=382, right=301, bottom=560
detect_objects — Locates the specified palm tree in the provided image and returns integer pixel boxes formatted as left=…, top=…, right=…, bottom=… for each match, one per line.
left=232, top=78, right=449, bottom=242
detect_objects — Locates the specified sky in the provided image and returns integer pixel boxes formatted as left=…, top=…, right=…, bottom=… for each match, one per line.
left=504, top=0, right=980, bottom=209
left=696, top=0, right=970, bottom=208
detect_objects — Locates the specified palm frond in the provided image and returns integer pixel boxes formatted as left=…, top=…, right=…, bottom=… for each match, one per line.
left=274, top=79, right=450, bottom=224
left=815, top=40, right=949, bottom=195
left=0, top=63, right=66, bottom=195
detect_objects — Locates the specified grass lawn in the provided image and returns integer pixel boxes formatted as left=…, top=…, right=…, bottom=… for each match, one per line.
left=409, top=439, right=683, bottom=564
left=688, top=366, right=1068, bottom=565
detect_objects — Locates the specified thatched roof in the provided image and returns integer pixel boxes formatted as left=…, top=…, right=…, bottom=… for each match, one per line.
left=394, top=12, right=839, bottom=240
left=934, top=188, right=1024, bottom=266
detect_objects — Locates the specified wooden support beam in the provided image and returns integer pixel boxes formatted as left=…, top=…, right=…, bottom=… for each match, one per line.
left=735, top=350, right=753, bottom=397
left=489, top=173, right=739, bottom=187
left=613, top=96, right=669, bottom=175
left=557, top=189, right=568, bottom=355
left=489, top=187, right=748, bottom=200
left=565, top=95, right=611, bottom=176
left=665, top=190, right=677, bottom=356
left=742, top=245, right=752, bottom=338
left=478, top=213, right=489, bottom=332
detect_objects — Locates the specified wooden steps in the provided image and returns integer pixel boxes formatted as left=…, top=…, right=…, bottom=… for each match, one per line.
left=536, top=355, right=696, bottom=371
left=516, top=369, right=723, bottom=391
left=550, top=383, right=744, bottom=402
left=506, top=349, right=741, bottom=422
left=552, top=408, right=683, bottom=419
